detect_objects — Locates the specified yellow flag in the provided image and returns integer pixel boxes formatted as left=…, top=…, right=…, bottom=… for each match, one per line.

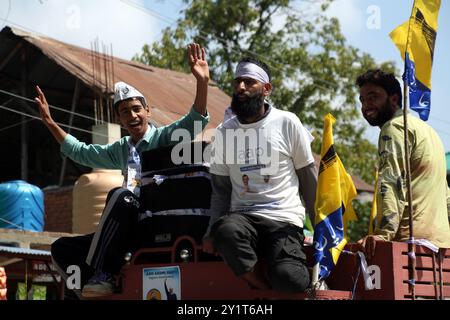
left=389, top=0, right=441, bottom=121
left=368, top=170, right=378, bottom=235
left=314, top=113, right=358, bottom=230
left=313, top=113, right=358, bottom=279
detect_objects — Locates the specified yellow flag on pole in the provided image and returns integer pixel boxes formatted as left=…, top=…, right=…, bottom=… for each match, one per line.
left=312, top=114, right=357, bottom=280
left=389, top=0, right=441, bottom=121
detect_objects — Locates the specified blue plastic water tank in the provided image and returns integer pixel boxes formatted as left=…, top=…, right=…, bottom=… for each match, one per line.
left=0, top=180, right=44, bottom=232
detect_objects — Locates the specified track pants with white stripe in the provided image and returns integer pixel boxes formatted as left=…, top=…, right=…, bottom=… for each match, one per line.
left=51, top=188, right=140, bottom=288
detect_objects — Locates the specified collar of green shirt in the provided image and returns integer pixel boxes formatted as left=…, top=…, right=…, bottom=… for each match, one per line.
left=128, top=124, right=154, bottom=150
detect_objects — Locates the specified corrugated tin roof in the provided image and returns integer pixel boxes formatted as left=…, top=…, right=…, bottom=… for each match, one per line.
left=0, top=245, right=51, bottom=257
left=3, top=26, right=230, bottom=129
left=351, top=175, right=374, bottom=193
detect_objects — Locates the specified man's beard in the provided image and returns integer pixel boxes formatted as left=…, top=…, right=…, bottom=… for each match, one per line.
left=231, top=92, right=265, bottom=121
left=364, top=99, right=396, bottom=127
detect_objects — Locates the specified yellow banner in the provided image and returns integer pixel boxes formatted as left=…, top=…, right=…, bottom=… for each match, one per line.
left=389, top=0, right=441, bottom=89
left=314, top=114, right=357, bottom=232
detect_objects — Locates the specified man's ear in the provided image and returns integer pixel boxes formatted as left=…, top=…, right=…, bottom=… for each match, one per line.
left=389, top=94, right=400, bottom=108
left=263, top=83, right=272, bottom=96
left=145, top=105, right=151, bottom=119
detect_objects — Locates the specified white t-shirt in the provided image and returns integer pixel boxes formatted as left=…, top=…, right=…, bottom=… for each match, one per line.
left=210, top=105, right=315, bottom=228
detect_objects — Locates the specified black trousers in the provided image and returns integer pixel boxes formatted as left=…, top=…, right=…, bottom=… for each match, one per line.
left=211, top=213, right=310, bottom=293
left=51, top=188, right=140, bottom=289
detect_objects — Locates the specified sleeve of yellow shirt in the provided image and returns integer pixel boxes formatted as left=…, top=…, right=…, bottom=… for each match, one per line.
left=374, top=123, right=410, bottom=241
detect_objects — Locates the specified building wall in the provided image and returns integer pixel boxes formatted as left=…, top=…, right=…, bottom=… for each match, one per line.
left=43, top=187, right=73, bottom=233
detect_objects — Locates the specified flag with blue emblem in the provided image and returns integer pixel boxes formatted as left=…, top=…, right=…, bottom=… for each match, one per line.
left=312, top=114, right=357, bottom=281
left=389, top=0, right=441, bottom=121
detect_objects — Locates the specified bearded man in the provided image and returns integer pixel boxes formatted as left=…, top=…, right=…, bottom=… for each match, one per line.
left=355, top=69, right=450, bottom=258
left=202, top=57, right=317, bottom=293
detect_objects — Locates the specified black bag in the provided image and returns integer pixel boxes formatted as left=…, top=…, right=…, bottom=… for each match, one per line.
left=140, top=141, right=211, bottom=213
left=141, top=141, right=210, bottom=172
left=138, top=141, right=212, bottom=246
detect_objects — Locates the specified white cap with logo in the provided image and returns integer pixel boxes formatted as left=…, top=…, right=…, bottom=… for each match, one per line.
left=114, top=81, right=147, bottom=106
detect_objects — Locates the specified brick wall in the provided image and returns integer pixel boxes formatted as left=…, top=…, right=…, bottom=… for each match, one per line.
left=43, top=186, right=73, bottom=233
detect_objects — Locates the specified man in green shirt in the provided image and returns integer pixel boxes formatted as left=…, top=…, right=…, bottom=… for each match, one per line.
left=355, top=69, right=450, bottom=258
left=36, top=43, right=210, bottom=298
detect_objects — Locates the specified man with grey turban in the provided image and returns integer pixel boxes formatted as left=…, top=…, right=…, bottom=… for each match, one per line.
left=203, top=57, right=317, bottom=293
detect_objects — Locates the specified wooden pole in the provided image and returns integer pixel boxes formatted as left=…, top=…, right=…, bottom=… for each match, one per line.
left=20, top=48, right=28, bottom=182
left=402, top=79, right=416, bottom=300
left=438, top=249, right=444, bottom=300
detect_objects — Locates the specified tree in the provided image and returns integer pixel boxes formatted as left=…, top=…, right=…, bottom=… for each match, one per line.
left=133, top=0, right=398, bottom=239
left=347, top=200, right=372, bottom=242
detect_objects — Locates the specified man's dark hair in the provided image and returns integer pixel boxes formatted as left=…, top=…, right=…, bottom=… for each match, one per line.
left=239, top=57, right=272, bottom=82
left=113, top=97, right=147, bottom=115
left=356, top=69, right=402, bottom=108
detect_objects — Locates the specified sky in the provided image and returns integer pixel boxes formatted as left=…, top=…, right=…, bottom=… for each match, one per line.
left=1, top=0, right=449, bottom=151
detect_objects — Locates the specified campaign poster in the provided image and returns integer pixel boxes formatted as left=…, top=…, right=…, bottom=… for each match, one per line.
left=142, top=266, right=180, bottom=300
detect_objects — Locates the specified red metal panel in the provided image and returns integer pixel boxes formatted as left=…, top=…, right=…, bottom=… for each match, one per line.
left=402, top=284, right=450, bottom=299
left=96, top=239, right=450, bottom=300
left=109, top=262, right=352, bottom=300
left=401, top=269, right=450, bottom=283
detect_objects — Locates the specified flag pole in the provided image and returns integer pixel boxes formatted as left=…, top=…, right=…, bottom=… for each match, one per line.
left=311, top=264, right=319, bottom=288
left=402, top=77, right=416, bottom=300
left=402, top=1, right=417, bottom=299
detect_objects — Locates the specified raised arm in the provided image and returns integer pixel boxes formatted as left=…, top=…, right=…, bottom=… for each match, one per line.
left=34, top=86, right=67, bottom=144
left=188, top=43, right=209, bottom=116
left=35, top=85, right=121, bottom=170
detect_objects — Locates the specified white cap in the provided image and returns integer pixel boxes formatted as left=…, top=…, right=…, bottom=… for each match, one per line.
left=114, top=81, right=147, bottom=106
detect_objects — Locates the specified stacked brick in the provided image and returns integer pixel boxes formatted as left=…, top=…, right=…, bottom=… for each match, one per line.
left=0, top=267, right=6, bottom=300
left=43, top=186, right=73, bottom=233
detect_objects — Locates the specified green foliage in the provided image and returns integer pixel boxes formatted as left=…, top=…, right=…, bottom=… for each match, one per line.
left=347, top=200, right=372, bottom=242
left=133, top=0, right=400, bottom=185
left=16, top=283, right=46, bottom=300
left=133, top=24, right=190, bottom=73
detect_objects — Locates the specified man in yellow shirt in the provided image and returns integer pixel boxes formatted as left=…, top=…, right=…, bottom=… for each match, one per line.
left=355, top=69, right=450, bottom=257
